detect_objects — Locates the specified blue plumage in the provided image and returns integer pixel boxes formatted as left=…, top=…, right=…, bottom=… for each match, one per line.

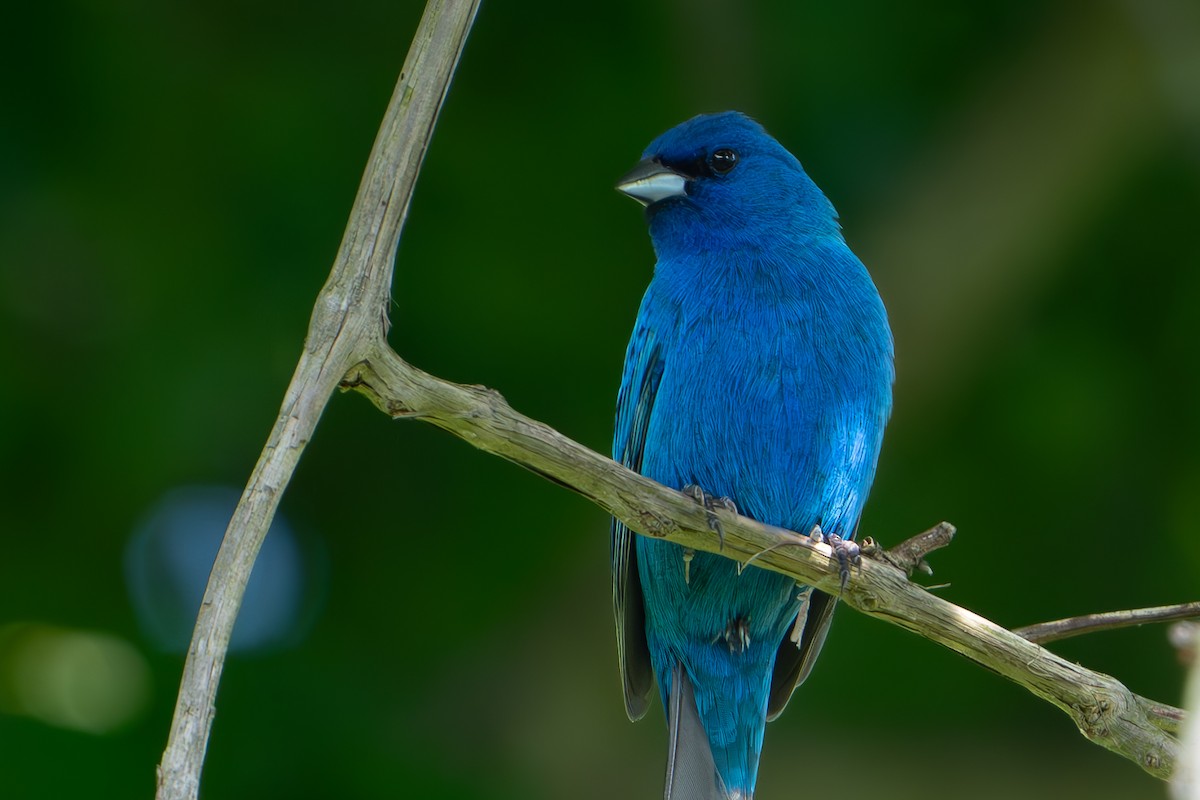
left=611, top=112, right=894, bottom=799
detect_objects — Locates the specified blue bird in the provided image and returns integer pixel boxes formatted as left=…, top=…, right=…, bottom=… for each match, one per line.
left=611, top=112, right=894, bottom=800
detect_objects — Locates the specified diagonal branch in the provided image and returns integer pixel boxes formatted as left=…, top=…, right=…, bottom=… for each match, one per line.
left=154, top=2, right=481, bottom=798
left=343, top=349, right=1180, bottom=780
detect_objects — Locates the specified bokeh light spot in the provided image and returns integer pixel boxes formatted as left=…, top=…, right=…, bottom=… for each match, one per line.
left=0, top=623, right=151, bottom=734
left=124, top=485, right=319, bottom=653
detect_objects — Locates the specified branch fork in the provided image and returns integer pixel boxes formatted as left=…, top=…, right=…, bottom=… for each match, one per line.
left=154, top=2, right=1193, bottom=796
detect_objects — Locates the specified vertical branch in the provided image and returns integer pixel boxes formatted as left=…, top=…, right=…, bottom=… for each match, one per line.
left=154, top=2, right=481, bottom=798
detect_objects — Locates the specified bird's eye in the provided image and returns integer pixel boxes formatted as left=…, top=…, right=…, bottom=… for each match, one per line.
left=710, top=148, right=739, bottom=174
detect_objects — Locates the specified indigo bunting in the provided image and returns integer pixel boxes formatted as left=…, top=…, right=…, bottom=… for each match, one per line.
left=611, top=112, right=894, bottom=800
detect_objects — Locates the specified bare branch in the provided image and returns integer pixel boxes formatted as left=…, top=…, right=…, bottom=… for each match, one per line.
left=154, top=3, right=481, bottom=798
left=344, top=349, right=1179, bottom=780
left=1015, top=602, right=1200, bottom=645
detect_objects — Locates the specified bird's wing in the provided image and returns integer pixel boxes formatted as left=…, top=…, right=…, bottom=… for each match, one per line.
left=611, top=317, right=663, bottom=721
left=766, top=589, right=838, bottom=720
left=768, top=240, right=894, bottom=719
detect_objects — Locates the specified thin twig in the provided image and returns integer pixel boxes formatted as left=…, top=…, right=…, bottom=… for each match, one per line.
left=154, top=3, right=481, bottom=798
left=1015, top=602, right=1200, bottom=645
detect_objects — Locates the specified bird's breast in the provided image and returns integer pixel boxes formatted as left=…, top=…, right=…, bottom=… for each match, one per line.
left=639, top=260, right=887, bottom=536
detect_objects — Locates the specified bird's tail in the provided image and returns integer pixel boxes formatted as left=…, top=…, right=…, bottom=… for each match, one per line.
left=664, top=662, right=746, bottom=800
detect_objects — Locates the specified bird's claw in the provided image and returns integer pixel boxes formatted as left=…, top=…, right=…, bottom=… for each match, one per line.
left=683, top=484, right=737, bottom=550
left=826, top=533, right=861, bottom=591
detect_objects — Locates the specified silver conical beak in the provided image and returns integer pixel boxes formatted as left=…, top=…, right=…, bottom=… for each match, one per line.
left=616, top=158, right=688, bottom=207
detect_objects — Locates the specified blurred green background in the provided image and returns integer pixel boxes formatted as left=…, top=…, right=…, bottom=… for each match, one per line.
left=2, top=0, right=1198, bottom=797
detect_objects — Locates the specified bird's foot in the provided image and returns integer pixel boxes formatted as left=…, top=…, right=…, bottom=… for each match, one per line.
left=682, top=548, right=695, bottom=585
left=825, top=533, right=861, bottom=591
left=737, top=520, right=862, bottom=591
left=682, top=484, right=737, bottom=549
left=806, top=525, right=859, bottom=588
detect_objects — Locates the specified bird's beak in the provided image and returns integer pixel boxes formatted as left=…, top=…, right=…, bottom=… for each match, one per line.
left=616, top=158, right=688, bottom=207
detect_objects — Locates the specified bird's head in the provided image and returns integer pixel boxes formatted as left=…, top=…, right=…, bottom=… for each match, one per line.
left=617, top=111, right=839, bottom=256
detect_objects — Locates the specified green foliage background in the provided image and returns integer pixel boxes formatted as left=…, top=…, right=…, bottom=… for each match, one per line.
left=2, top=1, right=1198, bottom=797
